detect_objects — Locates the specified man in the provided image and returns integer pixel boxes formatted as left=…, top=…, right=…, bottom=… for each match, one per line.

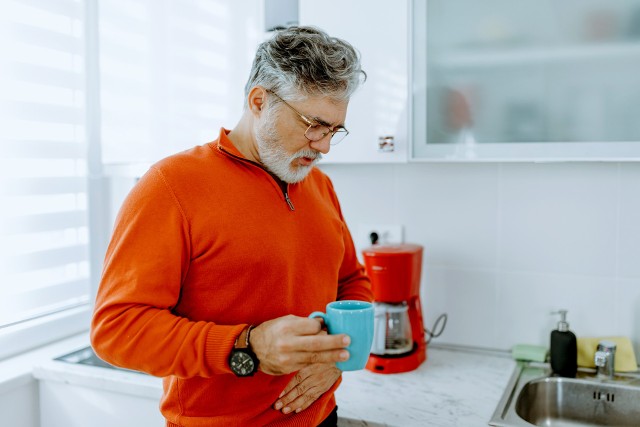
left=91, top=26, right=373, bottom=427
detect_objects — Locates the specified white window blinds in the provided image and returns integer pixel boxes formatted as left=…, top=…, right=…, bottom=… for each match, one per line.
left=0, top=0, right=261, bottom=351
left=0, top=0, right=90, bottom=328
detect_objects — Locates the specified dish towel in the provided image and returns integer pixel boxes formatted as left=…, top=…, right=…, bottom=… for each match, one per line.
left=511, top=344, right=548, bottom=362
left=577, top=336, right=638, bottom=372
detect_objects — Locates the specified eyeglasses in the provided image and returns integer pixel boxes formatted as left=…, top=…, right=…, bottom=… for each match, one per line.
left=265, top=89, right=349, bottom=145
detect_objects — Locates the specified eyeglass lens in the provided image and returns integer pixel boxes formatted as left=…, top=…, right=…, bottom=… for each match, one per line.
left=305, top=125, right=348, bottom=145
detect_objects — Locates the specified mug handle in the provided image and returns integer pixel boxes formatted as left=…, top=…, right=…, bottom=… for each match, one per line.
left=309, top=311, right=328, bottom=326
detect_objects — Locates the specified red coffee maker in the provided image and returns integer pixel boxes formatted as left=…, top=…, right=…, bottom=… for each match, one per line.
left=362, top=244, right=426, bottom=374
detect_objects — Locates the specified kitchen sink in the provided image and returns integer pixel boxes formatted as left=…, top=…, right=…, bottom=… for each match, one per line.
left=489, top=362, right=640, bottom=426
left=55, top=346, right=145, bottom=374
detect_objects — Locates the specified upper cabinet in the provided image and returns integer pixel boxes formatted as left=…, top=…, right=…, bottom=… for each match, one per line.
left=299, top=0, right=409, bottom=163
left=412, top=0, right=640, bottom=161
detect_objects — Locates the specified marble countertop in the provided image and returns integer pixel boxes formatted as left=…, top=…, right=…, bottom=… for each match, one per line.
left=336, top=345, right=515, bottom=427
left=32, top=336, right=515, bottom=427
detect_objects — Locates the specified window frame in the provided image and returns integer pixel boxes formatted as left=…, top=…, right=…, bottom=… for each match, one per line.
left=0, top=0, right=108, bottom=361
left=0, top=305, right=91, bottom=361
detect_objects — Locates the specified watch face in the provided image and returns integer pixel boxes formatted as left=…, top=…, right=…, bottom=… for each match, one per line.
left=230, top=350, right=256, bottom=376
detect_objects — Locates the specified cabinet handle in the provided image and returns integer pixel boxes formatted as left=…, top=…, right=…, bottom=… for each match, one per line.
left=378, top=136, right=395, bottom=152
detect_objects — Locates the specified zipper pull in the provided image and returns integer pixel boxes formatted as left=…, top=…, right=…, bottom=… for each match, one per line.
left=284, top=192, right=295, bottom=211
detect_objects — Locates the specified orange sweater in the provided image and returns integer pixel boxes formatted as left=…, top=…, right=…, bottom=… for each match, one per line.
left=91, top=128, right=373, bottom=427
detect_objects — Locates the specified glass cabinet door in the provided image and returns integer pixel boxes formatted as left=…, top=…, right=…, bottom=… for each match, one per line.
left=412, top=0, right=640, bottom=161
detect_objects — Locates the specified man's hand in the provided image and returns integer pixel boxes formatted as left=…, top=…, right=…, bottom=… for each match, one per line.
left=250, top=315, right=350, bottom=375
left=274, top=363, right=341, bottom=414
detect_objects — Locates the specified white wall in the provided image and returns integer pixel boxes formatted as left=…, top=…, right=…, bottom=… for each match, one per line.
left=320, top=162, right=640, bottom=356
left=0, top=379, right=39, bottom=427
left=0, top=334, right=90, bottom=427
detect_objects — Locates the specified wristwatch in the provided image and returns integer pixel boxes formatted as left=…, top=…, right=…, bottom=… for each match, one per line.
left=229, top=325, right=259, bottom=377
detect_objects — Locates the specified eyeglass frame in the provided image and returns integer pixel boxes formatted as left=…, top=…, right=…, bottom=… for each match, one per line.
left=264, top=89, right=349, bottom=145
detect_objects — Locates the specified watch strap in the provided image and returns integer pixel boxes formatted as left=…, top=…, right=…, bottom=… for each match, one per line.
left=235, top=325, right=252, bottom=350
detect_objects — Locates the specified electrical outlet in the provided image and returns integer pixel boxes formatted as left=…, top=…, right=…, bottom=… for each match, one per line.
left=355, top=224, right=404, bottom=251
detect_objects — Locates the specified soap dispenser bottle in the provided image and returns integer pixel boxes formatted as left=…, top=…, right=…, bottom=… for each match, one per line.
left=550, top=310, right=577, bottom=377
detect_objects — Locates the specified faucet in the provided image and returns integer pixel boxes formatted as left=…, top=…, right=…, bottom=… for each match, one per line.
left=594, top=340, right=617, bottom=379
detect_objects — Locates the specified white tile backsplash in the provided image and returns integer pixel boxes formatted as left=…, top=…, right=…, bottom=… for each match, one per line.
left=320, top=161, right=640, bottom=354
left=617, top=164, right=640, bottom=278
left=324, top=164, right=396, bottom=225
left=396, top=164, right=500, bottom=270
left=496, top=271, right=617, bottom=349
left=615, top=278, right=640, bottom=358
left=422, top=266, right=498, bottom=348
left=498, top=163, right=618, bottom=276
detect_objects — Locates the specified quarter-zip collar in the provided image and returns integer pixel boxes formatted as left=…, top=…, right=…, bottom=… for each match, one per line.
left=213, top=128, right=295, bottom=211
left=215, top=127, right=252, bottom=159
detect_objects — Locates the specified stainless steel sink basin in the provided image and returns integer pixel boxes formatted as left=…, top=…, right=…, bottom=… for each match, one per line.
left=489, top=362, right=640, bottom=426
left=55, top=346, right=145, bottom=374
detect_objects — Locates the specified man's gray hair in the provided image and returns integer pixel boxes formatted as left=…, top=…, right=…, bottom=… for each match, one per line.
left=244, top=26, right=366, bottom=103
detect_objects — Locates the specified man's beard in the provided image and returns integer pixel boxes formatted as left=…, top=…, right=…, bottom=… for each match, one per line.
left=255, top=115, right=322, bottom=184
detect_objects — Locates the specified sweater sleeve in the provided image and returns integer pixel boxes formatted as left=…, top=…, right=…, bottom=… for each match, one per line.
left=323, top=177, right=374, bottom=303
left=90, top=167, right=244, bottom=378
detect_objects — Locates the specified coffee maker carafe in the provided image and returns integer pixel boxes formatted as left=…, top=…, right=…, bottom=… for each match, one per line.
left=362, top=244, right=426, bottom=374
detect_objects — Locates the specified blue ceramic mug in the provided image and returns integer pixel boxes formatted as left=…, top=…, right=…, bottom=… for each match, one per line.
left=309, top=300, right=374, bottom=371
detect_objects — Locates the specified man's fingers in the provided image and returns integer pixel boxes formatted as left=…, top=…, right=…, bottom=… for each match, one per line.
left=274, top=364, right=342, bottom=415
left=310, top=316, right=325, bottom=328
left=275, top=368, right=316, bottom=411
left=279, top=349, right=349, bottom=372
left=287, top=386, right=321, bottom=414
left=290, top=317, right=324, bottom=335
left=278, top=370, right=308, bottom=399
left=297, top=348, right=349, bottom=366
left=276, top=379, right=306, bottom=409
left=295, top=333, right=350, bottom=352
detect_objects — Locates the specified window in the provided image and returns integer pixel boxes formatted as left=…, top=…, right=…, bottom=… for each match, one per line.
left=99, top=0, right=245, bottom=164
left=0, top=0, right=90, bottom=359
left=0, top=0, right=261, bottom=360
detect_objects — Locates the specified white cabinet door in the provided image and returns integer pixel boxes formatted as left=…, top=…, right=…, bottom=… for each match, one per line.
left=412, top=0, right=640, bottom=161
left=300, top=0, right=409, bottom=163
left=39, top=380, right=164, bottom=427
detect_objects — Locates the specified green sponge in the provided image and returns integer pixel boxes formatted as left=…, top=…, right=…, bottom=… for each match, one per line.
left=512, top=344, right=548, bottom=362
